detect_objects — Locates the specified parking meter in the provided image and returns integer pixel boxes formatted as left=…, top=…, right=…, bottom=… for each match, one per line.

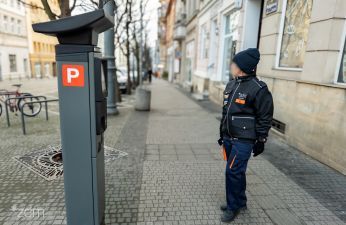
left=32, top=9, right=113, bottom=225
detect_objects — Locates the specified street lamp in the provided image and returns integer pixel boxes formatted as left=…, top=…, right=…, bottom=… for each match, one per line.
left=103, top=0, right=119, bottom=115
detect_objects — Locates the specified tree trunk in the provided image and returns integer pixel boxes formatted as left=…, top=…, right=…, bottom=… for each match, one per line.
left=136, top=42, right=140, bottom=86
left=58, top=0, right=71, bottom=18
left=125, top=0, right=132, bottom=94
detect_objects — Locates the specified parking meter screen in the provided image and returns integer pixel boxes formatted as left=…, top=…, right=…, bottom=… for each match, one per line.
left=101, top=59, right=107, bottom=97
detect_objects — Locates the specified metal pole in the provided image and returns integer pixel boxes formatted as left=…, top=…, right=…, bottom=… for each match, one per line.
left=21, top=108, right=26, bottom=135
left=139, top=0, right=143, bottom=86
left=5, top=100, right=10, bottom=127
left=104, top=0, right=119, bottom=115
left=45, top=101, right=48, bottom=120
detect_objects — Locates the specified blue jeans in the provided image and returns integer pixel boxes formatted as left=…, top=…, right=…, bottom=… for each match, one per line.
left=223, top=137, right=254, bottom=211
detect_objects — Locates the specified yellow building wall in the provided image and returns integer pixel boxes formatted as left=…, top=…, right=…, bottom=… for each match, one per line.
left=26, top=0, right=59, bottom=78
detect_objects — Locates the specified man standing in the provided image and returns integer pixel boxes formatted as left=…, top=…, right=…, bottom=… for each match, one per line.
left=218, top=48, right=274, bottom=222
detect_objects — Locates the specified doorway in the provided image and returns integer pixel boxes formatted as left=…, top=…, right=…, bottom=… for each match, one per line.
left=241, top=0, right=264, bottom=49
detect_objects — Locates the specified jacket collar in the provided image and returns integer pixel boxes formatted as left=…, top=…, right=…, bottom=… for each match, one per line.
left=235, top=74, right=256, bottom=82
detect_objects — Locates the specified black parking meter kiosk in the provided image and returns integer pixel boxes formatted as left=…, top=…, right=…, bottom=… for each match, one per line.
left=33, top=9, right=113, bottom=225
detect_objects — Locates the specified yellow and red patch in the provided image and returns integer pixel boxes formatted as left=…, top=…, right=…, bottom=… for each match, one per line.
left=235, top=98, right=245, bottom=104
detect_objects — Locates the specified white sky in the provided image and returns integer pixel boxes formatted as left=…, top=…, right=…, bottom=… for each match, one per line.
left=144, top=0, right=160, bottom=47
left=73, top=0, right=160, bottom=48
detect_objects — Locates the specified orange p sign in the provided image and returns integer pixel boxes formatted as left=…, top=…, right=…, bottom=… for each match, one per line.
left=62, top=64, right=84, bottom=87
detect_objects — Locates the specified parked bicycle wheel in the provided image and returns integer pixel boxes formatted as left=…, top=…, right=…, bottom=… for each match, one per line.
left=17, top=94, right=42, bottom=117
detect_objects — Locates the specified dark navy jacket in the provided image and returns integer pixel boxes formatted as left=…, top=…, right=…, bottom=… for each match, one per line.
left=220, top=75, right=274, bottom=141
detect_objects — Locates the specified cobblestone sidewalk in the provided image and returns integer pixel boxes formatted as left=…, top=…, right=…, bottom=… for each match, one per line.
left=0, top=78, right=345, bottom=225
left=138, top=79, right=345, bottom=225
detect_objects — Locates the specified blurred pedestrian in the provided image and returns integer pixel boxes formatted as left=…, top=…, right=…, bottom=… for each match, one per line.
left=218, top=48, right=274, bottom=222
left=147, top=68, right=153, bottom=83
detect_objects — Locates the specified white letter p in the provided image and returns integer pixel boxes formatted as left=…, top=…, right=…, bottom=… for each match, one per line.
left=67, top=68, right=79, bottom=83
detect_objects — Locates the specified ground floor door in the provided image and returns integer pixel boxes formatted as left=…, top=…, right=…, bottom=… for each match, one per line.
left=242, top=0, right=264, bottom=49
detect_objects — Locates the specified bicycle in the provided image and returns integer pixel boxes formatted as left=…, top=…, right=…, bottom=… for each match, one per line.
left=0, top=84, right=42, bottom=117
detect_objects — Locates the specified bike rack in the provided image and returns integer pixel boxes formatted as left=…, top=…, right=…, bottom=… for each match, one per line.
left=0, top=92, right=32, bottom=97
left=20, top=98, right=59, bottom=135
left=4, top=95, right=47, bottom=127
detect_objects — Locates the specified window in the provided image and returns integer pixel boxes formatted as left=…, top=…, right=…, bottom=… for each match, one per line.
left=9, top=54, right=17, bottom=72
left=208, top=19, right=218, bottom=74
left=17, top=19, right=21, bottom=34
left=186, top=40, right=195, bottom=82
left=187, top=0, right=198, bottom=18
left=277, top=0, right=313, bottom=69
left=35, top=63, right=41, bottom=77
left=23, top=58, right=28, bottom=76
left=199, top=24, right=208, bottom=60
left=338, top=38, right=346, bottom=83
left=3, top=16, right=8, bottom=32
left=222, top=10, right=239, bottom=82
left=10, top=17, right=15, bottom=33
left=44, top=63, right=50, bottom=76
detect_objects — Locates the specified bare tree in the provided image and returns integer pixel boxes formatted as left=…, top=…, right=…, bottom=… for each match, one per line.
left=125, top=0, right=133, bottom=94
left=17, top=0, right=98, bottom=20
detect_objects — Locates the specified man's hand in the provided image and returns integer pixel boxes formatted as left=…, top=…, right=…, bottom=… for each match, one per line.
left=253, top=140, right=265, bottom=157
left=217, top=138, right=223, bottom=146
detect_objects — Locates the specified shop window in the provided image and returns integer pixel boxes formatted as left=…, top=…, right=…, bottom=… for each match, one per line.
left=9, top=54, right=17, bottom=72
left=222, top=10, right=239, bottom=82
left=338, top=38, right=346, bottom=83
left=277, top=0, right=313, bottom=69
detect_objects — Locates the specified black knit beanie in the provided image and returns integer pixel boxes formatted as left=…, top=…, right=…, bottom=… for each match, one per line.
left=232, top=48, right=260, bottom=74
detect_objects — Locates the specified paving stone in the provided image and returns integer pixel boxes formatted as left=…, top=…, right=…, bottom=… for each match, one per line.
left=265, top=209, right=305, bottom=225
left=1, top=79, right=345, bottom=225
left=254, top=195, right=288, bottom=210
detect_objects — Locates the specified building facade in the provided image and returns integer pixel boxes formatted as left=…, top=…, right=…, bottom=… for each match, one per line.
left=26, top=0, right=59, bottom=78
left=157, top=0, right=169, bottom=76
left=179, top=0, right=200, bottom=89
left=0, top=0, right=30, bottom=80
left=160, top=0, right=346, bottom=174
left=257, top=0, right=346, bottom=174
left=193, top=0, right=262, bottom=101
left=165, top=0, right=177, bottom=82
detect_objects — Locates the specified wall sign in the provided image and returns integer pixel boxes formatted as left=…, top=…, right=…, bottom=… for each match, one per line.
left=62, top=64, right=85, bottom=87
left=266, top=0, right=278, bottom=14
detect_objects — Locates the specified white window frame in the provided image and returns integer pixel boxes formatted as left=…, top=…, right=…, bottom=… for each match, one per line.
left=208, top=18, right=218, bottom=75
left=217, top=12, right=229, bottom=82
left=334, top=20, right=346, bottom=85
left=275, top=0, right=305, bottom=72
left=218, top=9, right=239, bottom=83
